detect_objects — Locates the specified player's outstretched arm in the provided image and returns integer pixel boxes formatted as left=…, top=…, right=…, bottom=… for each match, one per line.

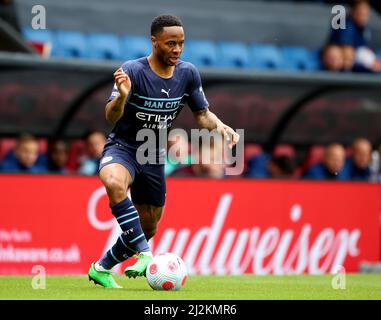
left=105, top=68, right=132, bottom=124
left=193, top=108, right=240, bottom=148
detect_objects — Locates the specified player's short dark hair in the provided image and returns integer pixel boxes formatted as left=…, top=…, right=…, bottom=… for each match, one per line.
left=151, top=14, right=183, bottom=36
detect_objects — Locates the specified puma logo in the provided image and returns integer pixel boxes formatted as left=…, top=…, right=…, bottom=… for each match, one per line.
left=161, top=88, right=171, bottom=97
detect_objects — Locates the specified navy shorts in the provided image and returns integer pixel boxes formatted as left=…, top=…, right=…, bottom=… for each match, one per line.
left=98, top=141, right=166, bottom=207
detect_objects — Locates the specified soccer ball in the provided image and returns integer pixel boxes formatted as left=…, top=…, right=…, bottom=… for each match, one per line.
left=146, top=252, right=187, bottom=291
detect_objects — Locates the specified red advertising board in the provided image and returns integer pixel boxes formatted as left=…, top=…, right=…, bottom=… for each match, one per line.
left=0, top=175, right=380, bottom=275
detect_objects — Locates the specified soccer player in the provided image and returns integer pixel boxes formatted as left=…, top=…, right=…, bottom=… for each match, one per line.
left=88, top=14, right=240, bottom=288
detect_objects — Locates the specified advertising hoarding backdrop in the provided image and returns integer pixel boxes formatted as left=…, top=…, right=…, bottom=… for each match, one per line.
left=0, top=176, right=380, bottom=275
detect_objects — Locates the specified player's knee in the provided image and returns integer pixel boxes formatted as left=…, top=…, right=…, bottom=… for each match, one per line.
left=102, top=175, right=126, bottom=196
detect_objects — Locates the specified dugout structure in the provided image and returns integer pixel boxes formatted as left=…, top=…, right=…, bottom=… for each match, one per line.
left=0, top=52, right=381, bottom=153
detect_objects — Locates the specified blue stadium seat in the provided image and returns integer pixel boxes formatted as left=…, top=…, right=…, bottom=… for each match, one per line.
left=281, top=46, right=319, bottom=71
left=54, top=30, right=89, bottom=58
left=87, top=33, right=123, bottom=60
left=22, top=27, right=53, bottom=43
left=217, top=41, right=250, bottom=68
left=376, top=49, right=381, bottom=61
left=249, top=44, right=283, bottom=70
left=121, top=35, right=151, bottom=60
left=309, top=49, right=322, bottom=71
left=185, top=40, right=218, bottom=67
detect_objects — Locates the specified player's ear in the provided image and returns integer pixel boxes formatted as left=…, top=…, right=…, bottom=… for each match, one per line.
left=151, top=35, right=157, bottom=48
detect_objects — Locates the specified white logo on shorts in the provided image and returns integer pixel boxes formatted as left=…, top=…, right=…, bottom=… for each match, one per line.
left=101, top=156, right=113, bottom=164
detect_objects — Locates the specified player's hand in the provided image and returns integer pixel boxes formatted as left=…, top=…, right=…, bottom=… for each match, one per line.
left=218, top=125, right=240, bottom=149
left=114, top=68, right=131, bottom=98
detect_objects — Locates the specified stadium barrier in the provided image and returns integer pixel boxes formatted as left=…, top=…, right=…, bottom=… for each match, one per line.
left=0, top=175, right=380, bottom=275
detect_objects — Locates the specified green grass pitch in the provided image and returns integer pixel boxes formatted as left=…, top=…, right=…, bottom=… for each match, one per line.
left=0, top=274, right=380, bottom=300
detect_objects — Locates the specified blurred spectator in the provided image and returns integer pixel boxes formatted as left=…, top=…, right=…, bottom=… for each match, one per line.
left=165, top=130, right=191, bottom=176
left=343, top=137, right=372, bottom=180
left=375, top=143, right=381, bottom=182
left=321, top=44, right=345, bottom=71
left=353, top=46, right=381, bottom=72
left=245, top=152, right=296, bottom=179
left=171, top=138, right=225, bottom=178
left=342, top=45, right=356, bottom=71
left=78, top=130, right=106, bottom=175
left=369, top=142, right=379, bottom=182
left=328, top=0, right=381, bottom=73
left=303, top=143, right=347, bottom=180
left=245, top=151, right=271, bottom=178
left=0, top=133, right=46, bottom=173
left=44, top=138, right=68, bottom=174
left=267, top=155, right=296, bottom=179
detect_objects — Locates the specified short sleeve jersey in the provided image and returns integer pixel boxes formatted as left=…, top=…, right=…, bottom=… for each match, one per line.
left=107, top=57, right=209, bottom=157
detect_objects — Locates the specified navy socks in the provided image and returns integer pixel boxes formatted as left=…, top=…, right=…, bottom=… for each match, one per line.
left=99, top=198, right=150, bottom=270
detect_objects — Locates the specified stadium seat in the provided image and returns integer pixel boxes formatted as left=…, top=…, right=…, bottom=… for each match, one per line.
left=66, top=139, right=86, bottom=171
left=376, top=49, right=381, bottom=61
left=273, top=144, right=295, bottom=157
left=217, top=42, right=250, bottom=68
left=244, top=143, right=263, bottom=161
left=0, top=138, right=16, bottom=160
left=281, top=46, right=319, bottom=71
left=121, top=35, right=151, bottom=61
left=185, top=40, right=218, bottom=67
left=54, top=30, right=89, bottom=58
left=243, top=144, right=263, bottom=175
left=22, top=27, right=54, bottom=43
left=301, top=144, right=325, bottom=172
left=87, top=33, right=123, bottom=60
left=38, top=138, right=48, bottom=154
left=249, top=44, right=283, bottom=70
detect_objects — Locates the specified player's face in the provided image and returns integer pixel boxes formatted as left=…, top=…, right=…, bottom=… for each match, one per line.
left=153, top=26, right=185, bottom=66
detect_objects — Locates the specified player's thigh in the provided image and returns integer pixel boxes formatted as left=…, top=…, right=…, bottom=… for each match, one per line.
left=98, top=142, right=138, bottom=191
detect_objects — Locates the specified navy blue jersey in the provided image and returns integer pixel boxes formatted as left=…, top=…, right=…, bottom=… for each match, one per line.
left=107, top=57, right=209, bottom=158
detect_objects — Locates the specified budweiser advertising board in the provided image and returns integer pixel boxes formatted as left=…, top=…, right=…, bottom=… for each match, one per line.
left=0, top=175, right=380, bottom=275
